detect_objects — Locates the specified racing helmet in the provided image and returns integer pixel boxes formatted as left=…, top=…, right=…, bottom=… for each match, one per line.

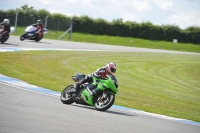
left=3, top=19, right=10, bottom=25
left=106, top=62, right=116, bottom=75
left=37, top=20, right=42, bottom=24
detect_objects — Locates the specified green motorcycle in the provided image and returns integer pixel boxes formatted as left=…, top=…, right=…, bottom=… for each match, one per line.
left=60, top=73, right=118, bottom=111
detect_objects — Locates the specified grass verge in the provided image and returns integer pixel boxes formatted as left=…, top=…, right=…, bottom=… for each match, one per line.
left=13, top=26, right=200, bottom=53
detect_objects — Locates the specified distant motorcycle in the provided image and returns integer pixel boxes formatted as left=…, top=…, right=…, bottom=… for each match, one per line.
left=0, top=26, right=15, bottom=43
left=20, top=25, right=47, bottom=42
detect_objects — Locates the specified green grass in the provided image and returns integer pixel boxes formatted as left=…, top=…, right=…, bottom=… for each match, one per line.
left=13, top=26, right=200, bottom=53
left=0, top=51, right=200, bottom=122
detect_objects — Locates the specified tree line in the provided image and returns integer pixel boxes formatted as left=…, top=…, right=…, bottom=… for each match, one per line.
left=0, top=5, right=199, bottom=44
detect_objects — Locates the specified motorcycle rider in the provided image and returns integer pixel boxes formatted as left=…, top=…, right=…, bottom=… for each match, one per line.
left=70, top=62, right=117, bottom=96
left=0, top=19, right=10, bottom=37
left=32, top=20, right=44, bottom=38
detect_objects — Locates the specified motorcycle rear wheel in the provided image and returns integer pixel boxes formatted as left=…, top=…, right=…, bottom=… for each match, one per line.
left=20, top=34, right=26, bottom=41
left=95, top=94, right=115, bottom=111
left=60, top=85, right=74, bottom=104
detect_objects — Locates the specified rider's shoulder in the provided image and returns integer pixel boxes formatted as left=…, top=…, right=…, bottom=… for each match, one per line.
left=96, top=67, right=106, bottom=72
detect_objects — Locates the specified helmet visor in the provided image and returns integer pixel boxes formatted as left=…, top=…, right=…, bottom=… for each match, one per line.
left=110, top=67, right=116, bottom=73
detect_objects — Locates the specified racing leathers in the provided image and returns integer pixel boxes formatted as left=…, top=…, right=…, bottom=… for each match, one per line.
left=32, top=23, right=44, bottom=38
left=74, top=66, right=108, bottom=96
left=0, top=22, right=10, bottom=36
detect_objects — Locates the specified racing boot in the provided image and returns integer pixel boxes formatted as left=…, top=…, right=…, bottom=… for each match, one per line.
left=74, top=82, right=80, bottom=91
left=67, top=81, right=81, bottom=95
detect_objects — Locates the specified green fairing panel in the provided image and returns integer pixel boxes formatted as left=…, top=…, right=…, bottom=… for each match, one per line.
left=93, top=76, right=118, bottom=94
left=81, top=89, right=94, bottom=106
left=81, top=75, right=118, bottom=107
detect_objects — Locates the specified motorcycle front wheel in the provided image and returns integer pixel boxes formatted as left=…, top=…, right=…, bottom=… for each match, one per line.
left=35, top=35, right=43, bottom=42
left=60, top=85, right=74, bottom=104
left=0, top=35, right=9, bottom=43
left=95, top=94, right=115, bottom=111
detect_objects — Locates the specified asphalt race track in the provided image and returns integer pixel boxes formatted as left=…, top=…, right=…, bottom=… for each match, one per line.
left=0, top=36, right=200, bottom=55
left=0, top=36, right=200, bottom=133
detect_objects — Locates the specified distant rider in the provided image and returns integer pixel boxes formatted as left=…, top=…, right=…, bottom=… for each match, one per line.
left=0, top=19, right=10, bottom=37
left=70, top=62, right=117, bottom=96
left=32, top=20, right=44, bottom=38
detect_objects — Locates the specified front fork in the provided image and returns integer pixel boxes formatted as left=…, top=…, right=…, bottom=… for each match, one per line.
left=97, top=90, right=109, bottom=102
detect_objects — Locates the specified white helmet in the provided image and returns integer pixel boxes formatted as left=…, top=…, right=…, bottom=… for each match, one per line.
left=37, top=20, right=42, bottom=24
left=3, top=19, right=10, bottom=25
left=106, top=62, right=116, bottom=75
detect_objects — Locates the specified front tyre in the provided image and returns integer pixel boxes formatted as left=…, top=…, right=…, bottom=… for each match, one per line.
left=95, top=94, right=115, bottom=111
left=35, top=35, right=43, bottom=42
left=0, top=35, right=9, bottom=43
left=60, top=85, right=74, bottom=104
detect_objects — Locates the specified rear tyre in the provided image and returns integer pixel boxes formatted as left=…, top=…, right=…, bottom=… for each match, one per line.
left=95, top=94, right=115, bottom=111
left=20, top=34, right=26, bottom=41
left=60, top=85, right=74, bottom=104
